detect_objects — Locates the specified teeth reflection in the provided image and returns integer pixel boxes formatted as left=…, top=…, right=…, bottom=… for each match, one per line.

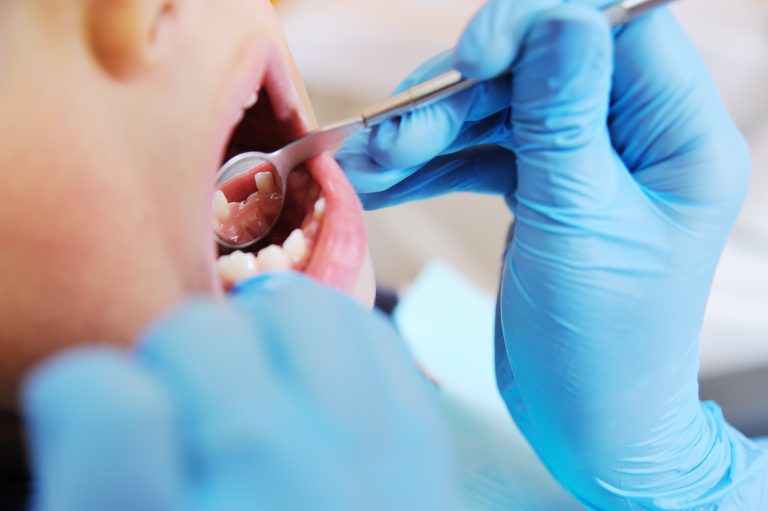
left=283, top=229, right=308, bottom=263
left=213, top=190, right=231, bottom=223
left=217, top=250, right=258, bottom=283
left=257, top=245, right=291, bottom=272
left=314, top=197, right=326, bottom=220
left=255, top=172, right=275, bottom=195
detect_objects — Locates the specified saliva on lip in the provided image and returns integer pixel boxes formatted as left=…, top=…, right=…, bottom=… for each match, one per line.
left=214, top=162, right=283, bottom=246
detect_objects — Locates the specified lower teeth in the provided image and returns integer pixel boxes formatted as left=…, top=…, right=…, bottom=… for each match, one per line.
left=256, top=245, right=291, bottom=271
left=282, top=229, right=308, bottom=262
left=216, top=250, right=258, bottom=283
left=215, top=193, right=324, bottom=287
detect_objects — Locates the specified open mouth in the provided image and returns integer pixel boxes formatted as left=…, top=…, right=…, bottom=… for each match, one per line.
left=212, top=52, right=367, bottom=295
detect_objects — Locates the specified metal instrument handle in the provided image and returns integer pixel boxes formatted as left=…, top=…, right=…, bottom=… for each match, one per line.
left=356, top=0, right=678, bottom=129
left=360, top=71, right=479, bottom=127
left=603, top=0, right=676, bottom=26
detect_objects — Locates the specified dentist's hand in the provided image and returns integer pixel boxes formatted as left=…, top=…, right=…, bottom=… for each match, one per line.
left=23, top=274, right=455, bottom=511
left=338, top=1, right=768, bottom=509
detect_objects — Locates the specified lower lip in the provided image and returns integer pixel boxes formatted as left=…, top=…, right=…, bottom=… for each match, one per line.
left=299, top=153, right=366, bottom=292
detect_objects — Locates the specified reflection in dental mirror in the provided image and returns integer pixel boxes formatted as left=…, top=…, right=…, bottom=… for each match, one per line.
left=214, top=160, right=284, bottom=248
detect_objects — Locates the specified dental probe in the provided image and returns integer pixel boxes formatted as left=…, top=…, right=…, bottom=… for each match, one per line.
left=215, top=0, right=679, bottom=250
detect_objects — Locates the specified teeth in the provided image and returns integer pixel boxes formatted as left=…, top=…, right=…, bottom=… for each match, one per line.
left=255, top=172, right=275, bottom=195
left=216, top=251, right=259, bottom=284
left=257, top=245, right=291, bottom=272
left=244, top=91, right=258, bottom=110
left=213, top=190, right=231, bottom=223
left=313, top=197, right=326, bottom=220
left=282, top=229, right=308, bottom=263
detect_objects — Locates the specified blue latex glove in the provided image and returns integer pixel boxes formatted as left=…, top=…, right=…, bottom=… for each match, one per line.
left=23, top=274, right=456, bottom=511
left=337, top=2, right=768, bottom=509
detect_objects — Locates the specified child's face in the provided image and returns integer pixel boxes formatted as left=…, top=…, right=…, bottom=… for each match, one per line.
left=0, top=0, right=373, bottom=405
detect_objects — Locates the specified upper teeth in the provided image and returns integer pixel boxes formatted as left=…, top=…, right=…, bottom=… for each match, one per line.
left=313, top=197, right=326, bottom=220
left=244, top=91, right=258, bottom=110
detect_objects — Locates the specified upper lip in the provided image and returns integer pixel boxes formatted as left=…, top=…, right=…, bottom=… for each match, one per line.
left=217, top=48, right=367, bottom=293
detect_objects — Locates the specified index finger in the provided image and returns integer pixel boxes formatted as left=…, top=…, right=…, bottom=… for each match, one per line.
left=23, top=349, right=181, bottom=511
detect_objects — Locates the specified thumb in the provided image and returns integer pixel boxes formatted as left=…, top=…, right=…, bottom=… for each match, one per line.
left=511, top=4, right=620, bottom=214
left=454, top=0, right=560, bottom=80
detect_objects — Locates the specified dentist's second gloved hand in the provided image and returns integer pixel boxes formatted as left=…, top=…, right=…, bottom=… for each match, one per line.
left=23, top=274, right=455, bottom=511
left=338, top=1, right=768, bottom=509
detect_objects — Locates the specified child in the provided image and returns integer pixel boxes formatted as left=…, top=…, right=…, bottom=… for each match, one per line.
left=0, top=1, right=374, bottom=506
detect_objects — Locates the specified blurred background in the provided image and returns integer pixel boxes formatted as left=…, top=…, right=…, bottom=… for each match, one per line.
left=275, top=0, right=768, bottom=432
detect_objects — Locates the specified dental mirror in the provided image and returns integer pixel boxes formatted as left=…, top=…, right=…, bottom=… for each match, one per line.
left=214, top=156, right=284, bottom=250
left=214, top=119, right=361, bottom=250
left=214, top=0, right=678, bottom=251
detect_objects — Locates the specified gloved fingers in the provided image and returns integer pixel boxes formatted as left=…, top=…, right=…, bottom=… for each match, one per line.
left=335, top=130, right=420, bottom=194
left=367, top=74, right=514, bottom=170
left=336, top=81, right=514, bottom=196
left=230, top=275, right=453, bottom=508
left=336, top=45, right=513, bottom=181
left=454, top=0, right=561, bottom=80
left=494, top=293, right=524, bottom=420
left=358, top=145, right=517, bottom=210
left=367, top=97, right=472, bottom=171
left=389, top=49, right=455, bottom=95
left=511, top=4, right=621, bottom=213
left=441, top=109, right=514, bottom=155
left=610, top=11, right=750, bottom=208
left=23, top=349, right=181, bottom=511
left=136, top=297, right=286, bottom=508
left=231, top=274, right=432, bottom=422
left=336, top=52, right=459, bottom=185
left=385, top=49, right=511, bottom=126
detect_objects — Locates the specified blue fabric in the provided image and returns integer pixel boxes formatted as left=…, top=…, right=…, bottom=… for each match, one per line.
left=337, top=2, right=768, bottom=509
left=22, top=274, right=458, bottom=511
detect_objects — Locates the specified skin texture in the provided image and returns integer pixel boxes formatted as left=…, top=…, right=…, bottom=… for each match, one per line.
left=0, top=0, right=371, bottom=408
